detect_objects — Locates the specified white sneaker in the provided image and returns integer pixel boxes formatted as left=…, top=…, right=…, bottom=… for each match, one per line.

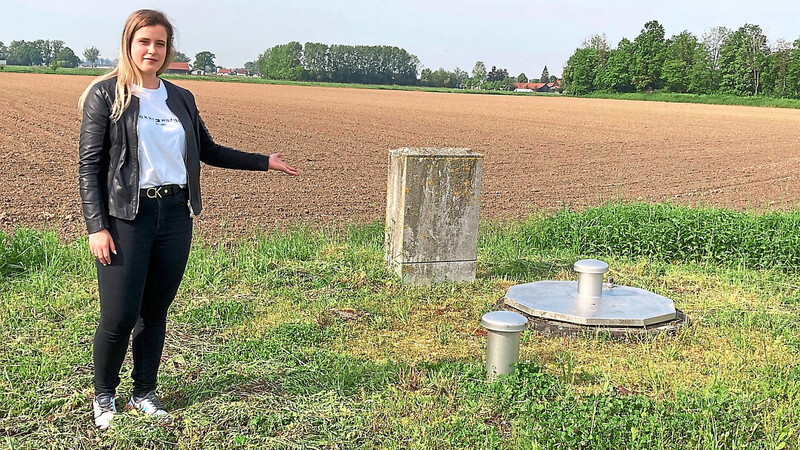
left=93, top=393, right=116, bottom=430
left=126, top=391, right=169, bottom=422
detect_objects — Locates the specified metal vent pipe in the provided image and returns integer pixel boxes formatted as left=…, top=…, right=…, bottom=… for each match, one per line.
left=575, top=259, right=609, bottom=300
left=481, top=311, right=528, bottom=379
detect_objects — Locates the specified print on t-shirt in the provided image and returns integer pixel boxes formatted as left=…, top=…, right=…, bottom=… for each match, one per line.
left=139, top=114, right=181, bottom=126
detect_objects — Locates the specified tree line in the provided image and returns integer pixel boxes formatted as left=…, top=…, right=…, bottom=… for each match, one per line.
left=256, top=42, right=420, bottom=85
left=416, top=63, right=556, bottom=90
left=256, top=41, right=557, bottom=90
left=3, top=36, right=558, bottom=91
left=0, top=40, right=81, bottom=69
left=0, top=40, right=120, bottom=69
left=562, top=20, right=800, bottom=97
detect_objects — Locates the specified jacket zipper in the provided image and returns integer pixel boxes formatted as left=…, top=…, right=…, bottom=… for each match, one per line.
left=132, top=104, right=141, bottom=215
left=185, top=140, right=196, bottom=217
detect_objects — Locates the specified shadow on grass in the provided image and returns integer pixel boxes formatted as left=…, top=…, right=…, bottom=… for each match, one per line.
left=479, top=258, right=571, bottom=281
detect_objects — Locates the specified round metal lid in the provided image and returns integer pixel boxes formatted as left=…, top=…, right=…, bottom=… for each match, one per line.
left=573, top=259, right=609, bottom=274
left=481, top=311, right=528, bottom=332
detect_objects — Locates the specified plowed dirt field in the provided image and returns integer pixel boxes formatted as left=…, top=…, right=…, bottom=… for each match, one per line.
left=1, top=72, right=799, bottom=241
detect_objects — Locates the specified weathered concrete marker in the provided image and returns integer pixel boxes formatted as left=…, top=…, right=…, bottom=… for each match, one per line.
left=385, top=148, right=483, bottom=284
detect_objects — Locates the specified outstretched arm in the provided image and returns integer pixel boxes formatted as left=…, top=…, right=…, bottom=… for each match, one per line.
left=197, top=113, right=299, bottom=176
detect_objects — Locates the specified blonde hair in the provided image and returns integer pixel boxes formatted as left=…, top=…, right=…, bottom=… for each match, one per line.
left=78, top=9, right=175, bottom=122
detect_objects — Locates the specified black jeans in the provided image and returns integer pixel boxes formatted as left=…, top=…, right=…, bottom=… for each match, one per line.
left=93, top=190, right=193, bottom=396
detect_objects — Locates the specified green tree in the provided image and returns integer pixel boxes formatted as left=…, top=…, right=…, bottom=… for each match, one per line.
left=486, top=66, right=508, bottom=82
left=420, top=68, right=432, bottom=83
left=421, top=67, right=468, bottom=88
left=516, top=72, right=528, bottom=83
left=173, top=51, right=190, bottom=63
left=687, top=44, right=715, bottom=94
left=583, top=34, right=611, bottom=66
left=83, top=46, right=100, bottom=68
left=786, top=39, right=800, bottom=98
left=54, top=46, right=79, bottom=68
left=632, top=20, right=667, bottom=91
left=573, top=34, right=610, bottom=91
left=452, top=67, right=468, bottom=88
left=598, top=38, right=634, bottom=92
left=33, top=40, right=52, bottom=65
left=763, top=39, right=791, bottom=97
left=662, top=31, right=702, bottom=93
left=257, top=42, right=303, bottom=80
left=8, top=40, right=42, bottom=65
left=194, top=51, right=216, bottom=73
left=48, top=40, right=65, bottom=65
left=499, top=76, right=515, bottom=90
left=563, top=47, right=599, bottom=94
left=426, top=68, right=447, bottom=87
left=719, top=24, right=769, bottom=95
left=471, top=61, right=486, bottom=88
left=302, top=42, right=328, bottom=81
left=701, top=26, right=730, bottom=90
left=540, top=66, right=549, bottom=83
left=0, top=41, right=7, bottom=60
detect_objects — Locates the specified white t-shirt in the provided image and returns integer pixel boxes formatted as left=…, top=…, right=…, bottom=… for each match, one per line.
left=133, top=81, right=187, bottom=189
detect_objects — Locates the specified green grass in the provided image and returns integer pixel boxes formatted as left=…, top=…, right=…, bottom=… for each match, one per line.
left=0, top=65, right=554, bottom=96
left=582, top=91, right=800, bottom=109
left=1, top=203, right=798, bottom=448
left=8, top=65, right=800, bottom=109
left=0, top=65, right=109, bottom=76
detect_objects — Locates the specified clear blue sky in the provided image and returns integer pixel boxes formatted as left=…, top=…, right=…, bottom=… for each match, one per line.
left=4, top=0, right=800, bottom=77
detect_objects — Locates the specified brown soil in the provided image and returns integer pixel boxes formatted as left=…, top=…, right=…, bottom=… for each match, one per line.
left=1, top=72, right=799, bottom=242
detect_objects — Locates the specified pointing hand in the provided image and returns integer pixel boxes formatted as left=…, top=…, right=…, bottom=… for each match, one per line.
left=268, top=153, right=299, bottom=176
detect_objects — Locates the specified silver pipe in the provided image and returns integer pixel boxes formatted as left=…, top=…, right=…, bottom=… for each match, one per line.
left=481, top=311, right=528, bottom=379
left=574, top=259, right=609, bottom=300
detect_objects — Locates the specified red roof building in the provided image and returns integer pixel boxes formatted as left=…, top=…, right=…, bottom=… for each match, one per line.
left=166, top=61, right=191, bottom=74
left=513, top=80, right=562, bottom=92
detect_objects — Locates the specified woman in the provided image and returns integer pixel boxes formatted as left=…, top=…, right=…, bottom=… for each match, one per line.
left=78, top=9, right=298, bottom=430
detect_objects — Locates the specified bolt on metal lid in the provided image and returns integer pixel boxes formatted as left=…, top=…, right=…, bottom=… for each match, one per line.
left=481, top=311, right=528, bottom=332
left=573, top=259, right=609, bottom=274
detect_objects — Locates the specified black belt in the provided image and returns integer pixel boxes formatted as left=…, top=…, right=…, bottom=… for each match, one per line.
left=140, top=184, right=185, bottom=199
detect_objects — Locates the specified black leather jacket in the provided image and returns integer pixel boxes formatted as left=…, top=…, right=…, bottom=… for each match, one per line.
left=79, top=77, right=270, bottom=234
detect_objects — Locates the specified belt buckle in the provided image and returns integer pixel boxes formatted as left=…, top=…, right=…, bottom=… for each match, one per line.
left=146, top=187, right=164, bottom=199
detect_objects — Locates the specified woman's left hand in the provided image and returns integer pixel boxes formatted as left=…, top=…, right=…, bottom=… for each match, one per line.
left=269, top=153, right=299, bottom=176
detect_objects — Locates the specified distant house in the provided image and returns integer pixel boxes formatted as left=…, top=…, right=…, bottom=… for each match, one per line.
left=217, top=68, right=232, bottom=76
left=166, top=62, right=191, bottom=75
left=191, top=69, right=205, bottom=76
left=513, top=80, right=562, bottom=93
left=513, top=82, right=549, bottom=92
left=234, top=69, right=249, bottom=76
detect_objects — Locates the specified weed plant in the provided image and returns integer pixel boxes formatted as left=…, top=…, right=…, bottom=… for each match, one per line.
left=1, top=203, right=798, bottom=448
